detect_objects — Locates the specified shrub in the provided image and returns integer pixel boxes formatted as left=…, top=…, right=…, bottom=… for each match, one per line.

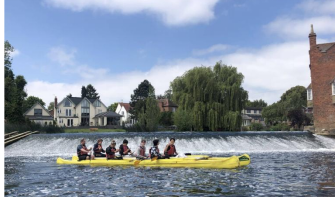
left=250, top=123, right=264, bottom=131
left=241, top=126, right=249, bottom=131
left=270, top=123, right=290, bottom=131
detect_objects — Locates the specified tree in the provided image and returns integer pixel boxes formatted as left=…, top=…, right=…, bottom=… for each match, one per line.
left=173, top=109, right=193, bottom=131
left=156, top=89, right=173, bottom=100
left=107, top=103, right=119, bottom=112
left=130, top=79, right=155, bottom=120
left=137, top=97, right=160, bottom=131
left=81, top=86, right=87, bottom=98
left=11, top=75, right=27, bottom=123
left=159, top=111, right=174, bottom=126
left=23, top=96, right=46, bottom=113
left=170, top=62, right=248, bottom=131
left=67, top=93, right=72, bottom=98
left=246, top=99, right=267, bottom=108
left=250, top=123, right=264, bottom=131
left=48, top=102, right=55, bottom=110
left=86, top=84, right=100, bottom=99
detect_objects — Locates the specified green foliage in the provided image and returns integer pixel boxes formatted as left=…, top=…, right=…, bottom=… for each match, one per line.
left=48, top=102, right=54, bottom=110
left=246, top=99, right=267, bottom=108
left=157, top=89, right=173, bottom=100
left=107, top=103, right=119, bottom=112
left=269, top=123, right=290, bottom=131
left=250, top=123, right=264, bottom=131
left=137, top=97, right=161, bottom=131
left=173, top=109, right=193, bottom=131
left=159, top=111, right=174, bottom=126
left=81, top=84, right=99, bottom=99
left=170, top=62, right=248, bottom=131
left=262, top=85, right=308, bottom=129
left=23, top=96, right=46, bottom=113
left=130, top=79, right=156, bottom=120
left=5, top=120, right=65, bottom=134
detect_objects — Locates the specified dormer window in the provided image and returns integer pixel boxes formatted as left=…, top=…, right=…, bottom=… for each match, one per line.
left=307, top=88, right=313, bottom=100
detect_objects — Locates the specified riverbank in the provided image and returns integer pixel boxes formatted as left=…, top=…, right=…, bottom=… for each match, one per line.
left=64, top=128, right=126, bottom=133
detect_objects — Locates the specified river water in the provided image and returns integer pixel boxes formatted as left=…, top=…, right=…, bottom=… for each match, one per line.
left=5, top=131, right=335, bottom=196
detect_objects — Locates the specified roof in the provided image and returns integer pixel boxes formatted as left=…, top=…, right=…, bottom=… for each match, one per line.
left=119, top=103, right=131, bottom=112
left=68, top=97, right=97, bottom=106
left=93, top=111, right=123, bottom=118
left=316, top=42, right=335, bottom=53
left=242, top=114, right=252, bottom=120
left=307, top=83, right=312, bottom=89
left=23, top=102, right=52, bottom=117
left=25, top=115, right=53, bottom=120
left=244, top=107, right=263, bottom=110
left=157, top=99, right=178, bottom=107
left=330, top=79, right=335, bottom=84
left=49, top=109, right=54, bottom=117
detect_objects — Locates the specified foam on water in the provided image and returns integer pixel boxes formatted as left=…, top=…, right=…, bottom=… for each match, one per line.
left=5, top=132, right=335, bottom=157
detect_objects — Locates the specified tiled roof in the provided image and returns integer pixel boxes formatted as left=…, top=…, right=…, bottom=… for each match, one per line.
left=68, top=97, right=97, bottom=106
left=157, top=99, right=178, bottom=107
left=94, top=111, right=122, bottom=118
left=316, top=42, right=335, bottom=53
left=119, top=103, right=131, bottom=112
left=307, top=83, right=312, bottom=89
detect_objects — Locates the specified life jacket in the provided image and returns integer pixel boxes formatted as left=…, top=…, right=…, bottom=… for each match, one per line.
left=106, top=147, right=116, bottom=159
left=166, top=144, right=176, bottom=156
left=95, top=144, right=103, bottom=153
left=78, top=145, right=88, bottom=156
left=123, top=145, right=129, bottom=155
left=139, top=146, right=145, bottom=156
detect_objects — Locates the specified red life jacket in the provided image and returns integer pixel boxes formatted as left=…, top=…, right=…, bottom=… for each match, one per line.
left=123, top=145, right=129, bottom=154
left=80, top=145, right=88, bottom=155
left=139, top=146, right=145, bottom=156
left=95, top=144, right=103, bottom=153
left=166, top=144, right=176, bottom=156
left=106, top=147, right=116, bottom=159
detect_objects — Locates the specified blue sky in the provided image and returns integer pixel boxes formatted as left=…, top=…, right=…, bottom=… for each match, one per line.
left=5, top=0, right=335, bottom=106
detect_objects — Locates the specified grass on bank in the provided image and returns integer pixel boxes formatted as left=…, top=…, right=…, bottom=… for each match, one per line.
left=64, top=128, right=126, bottom=133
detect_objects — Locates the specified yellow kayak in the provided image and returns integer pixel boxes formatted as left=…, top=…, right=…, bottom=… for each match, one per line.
left=56, top=154, right=250, bottom=169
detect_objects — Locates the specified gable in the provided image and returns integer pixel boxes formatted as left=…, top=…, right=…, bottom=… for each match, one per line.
left=23, top=102, right=52, bottom=117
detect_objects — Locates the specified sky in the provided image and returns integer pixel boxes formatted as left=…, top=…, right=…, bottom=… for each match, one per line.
left=5, top=0, right=335, bottom=106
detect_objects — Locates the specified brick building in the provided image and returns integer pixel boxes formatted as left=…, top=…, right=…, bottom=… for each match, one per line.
left=157, top=99, right=178, bottom=112
left=308, top=25, right=335, bottom=135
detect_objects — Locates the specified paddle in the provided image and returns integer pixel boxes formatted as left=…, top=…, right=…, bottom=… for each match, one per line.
left=134, top=156, right=157, bottom=166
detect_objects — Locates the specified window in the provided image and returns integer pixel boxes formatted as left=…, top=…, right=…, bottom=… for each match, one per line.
left=69, top=109, right=72, bottom=116
left=81, top=108, right=90, bottom=116
left=64, top=99, right=71, bottom=107
left=34, top=109, right=42, bottom=116
left=332, top=82, right=335, bottom=96
left=122, top=111, right=124, bottom=116
left=307, top=89, right=313, bottom=100
left=247, top=110, right=251, bottom=113
left=66, top=109, right=68, bottom=116
left=94, top=101, right=101, bottom=107
left=98, top=109, right=102, bottom=114
left=82, top=99, right=90, bottom=107
left=254, top=110, right=258, bottom=114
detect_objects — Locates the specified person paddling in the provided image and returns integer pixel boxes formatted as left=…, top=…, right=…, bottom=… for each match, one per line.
left=119, top=139, right=132, bottom=156
left=164, top=138, right=178, bottom=157
left=106, top=140, right=119, bottom=160
left=149, top=139, right=164, bottom=159
left=93, top=139, right=106, bottom=157
left=136, top=139, right=148, bottom=159
left=77, top=138, right=94, bottom=161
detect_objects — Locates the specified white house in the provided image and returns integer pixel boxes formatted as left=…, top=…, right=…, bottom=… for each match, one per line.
left=54, top=96, right=121, bottom=127
left=242, top=107, right=265, bottom=127
left=23, top=102, right=54, bottom=125
left=115, top=103, right=136, bottom=126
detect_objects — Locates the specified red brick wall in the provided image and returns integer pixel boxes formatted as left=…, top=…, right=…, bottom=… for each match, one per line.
left=309, top=34, right=335, bottom=134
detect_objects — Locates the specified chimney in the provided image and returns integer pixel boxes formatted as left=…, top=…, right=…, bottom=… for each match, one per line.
left=309, top=24, right=316, bottom=47
left=54, top=96, right=58, bottom=109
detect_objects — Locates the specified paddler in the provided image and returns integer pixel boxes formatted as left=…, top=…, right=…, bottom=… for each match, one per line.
left=119, top=139, right=132, bottom=156
left=106, top=140, right=119, bottom=160
left=149, top=139, right=164, bottom=159
left=93, top=139, right=106, bottom=157
left=77, top=138, right=94, bottom=160
left=164, top=138, right=178, bottom=157
left=136, top=139, right=148, bottom=159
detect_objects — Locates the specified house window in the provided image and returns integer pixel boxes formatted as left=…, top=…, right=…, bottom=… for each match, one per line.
left=34, top=109, right=42, bottom=116
left=69, top=109, right=72, bottom=116
left=247, top=110, right=251, bottom=113
left=122, top=111, right=124, bottom=116
left=307, top=89, right=313, bottom=100
left=64, top=99, right=71, bottom=107
left=94, top=101, right=101, bottom=107
left=98, top=109, right=102, bottom=114
left=81, top=108, right=90, bottom=116
left=66, top=109, right=68, bottom=116
left=332, top=82, right=335, bottom=96
left=82, top=99, right=90, bottom=107
left=254, top=110, right=258, bottom=114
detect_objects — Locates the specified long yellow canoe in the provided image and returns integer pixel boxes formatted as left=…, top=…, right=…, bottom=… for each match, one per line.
left=56, top=154, right=250, bottom=169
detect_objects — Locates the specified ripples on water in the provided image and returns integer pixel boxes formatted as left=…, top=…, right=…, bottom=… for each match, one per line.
left=5, top=132, right=335, bottom=196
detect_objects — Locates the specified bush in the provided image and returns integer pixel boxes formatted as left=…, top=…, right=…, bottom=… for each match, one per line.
left=250, top=123, right=264, bottom=131
left=124, top=123, right=145, bottom=132
left=241, top=126, right=249, bottom=131
left=270, top=123, right=290, bottom=131
left=5, top=119, right=64, bottom=134
left=159, top=111, right=174, bottom=126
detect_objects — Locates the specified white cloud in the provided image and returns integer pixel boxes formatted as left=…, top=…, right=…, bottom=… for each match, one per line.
left=192, top=44, right=230, bottom=56
left=296, top=0, right=335, bottom=15
left=27, top=41, right=312, bottom=106
left=47, top=46, right=76, bottom=66
left=265, top=16, right=335, bottom=39
left=9, top=49, right=20, bottom=57
left=43, top=0, right=219, bottom=26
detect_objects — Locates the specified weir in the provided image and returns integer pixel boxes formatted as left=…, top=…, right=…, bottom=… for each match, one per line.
left=4, top=131, right=335, bottom=158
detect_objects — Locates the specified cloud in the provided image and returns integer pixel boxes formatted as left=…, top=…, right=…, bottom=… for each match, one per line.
left=192, top=44, right=230, bottom=56
left=296, top=0, right=335, bottom=15
left=264, top=16, right=335, bottom=39
left=27, top=40, right=312, bottom=106
left=9, top=49, right=20, bottom=57
left=47, top=46, right=76, bottom=66
left=43, top=0, right=219, bottom=26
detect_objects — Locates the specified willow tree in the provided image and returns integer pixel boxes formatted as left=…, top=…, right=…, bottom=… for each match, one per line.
left=171, top=62, right=248, bottom=131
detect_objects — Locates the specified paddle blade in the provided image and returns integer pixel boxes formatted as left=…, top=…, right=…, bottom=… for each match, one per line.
left=134, top=160, right=141, bottom=166
left=151, top=157, right=158, bottom=161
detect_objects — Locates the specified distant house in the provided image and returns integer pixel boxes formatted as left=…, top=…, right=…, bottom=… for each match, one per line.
left=307, top=25, right=335, bottom=135
left=54, top=96, right=121, bottom=127
left=157, top=99, right=178, bottom=112
left=115, top=103, right=136, bottom=126
left=241, top=107, right=265, bottom=127
left=23, top=102, right=53, bottom=125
